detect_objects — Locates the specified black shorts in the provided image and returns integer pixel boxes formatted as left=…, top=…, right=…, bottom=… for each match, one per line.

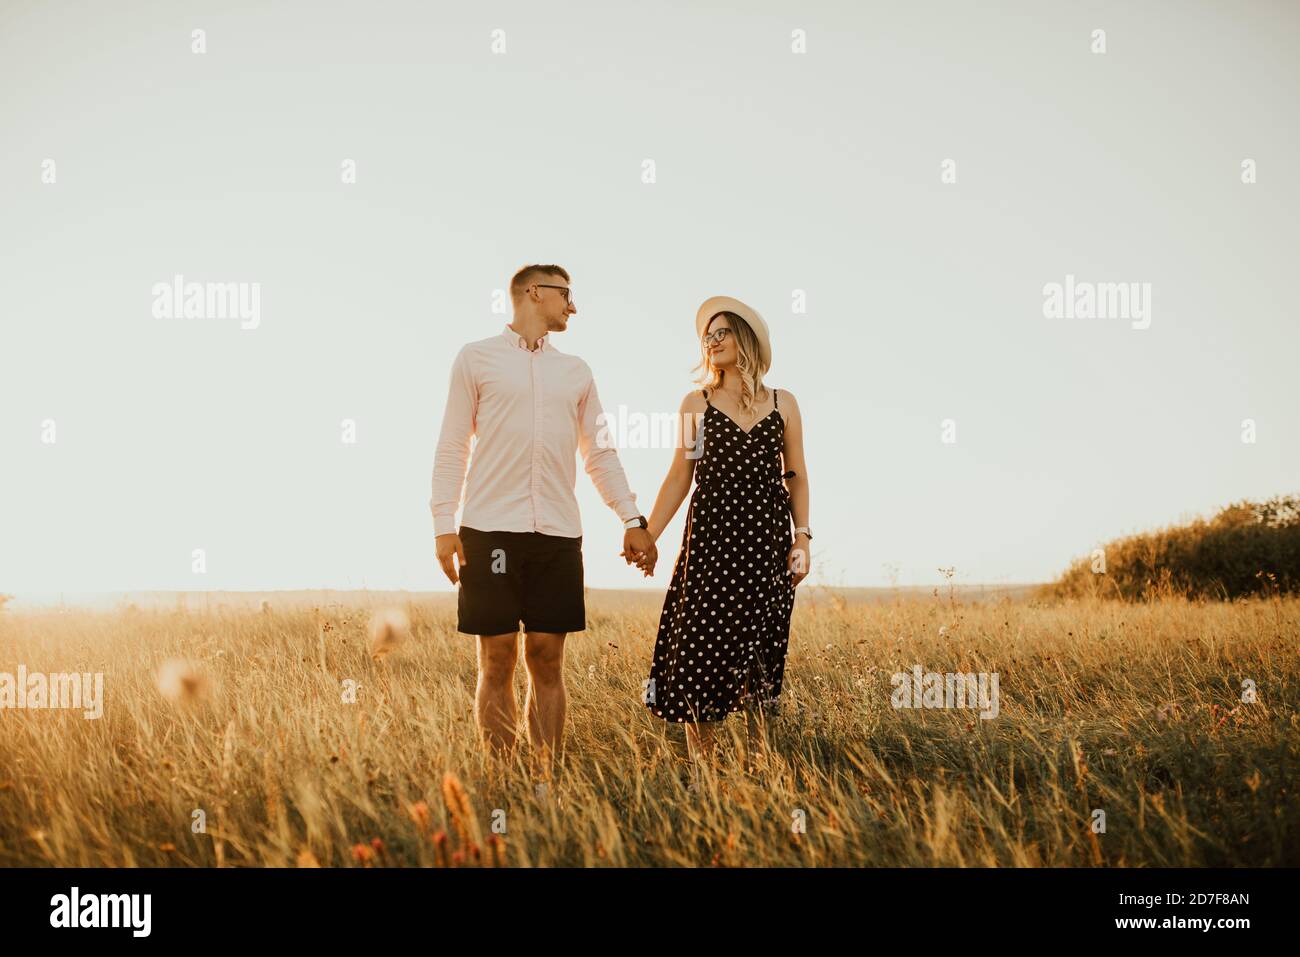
left=456, top=526, right=585, bottom=635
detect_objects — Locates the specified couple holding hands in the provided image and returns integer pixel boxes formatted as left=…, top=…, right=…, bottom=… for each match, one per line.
left=431, top=264, right=811, bottom=766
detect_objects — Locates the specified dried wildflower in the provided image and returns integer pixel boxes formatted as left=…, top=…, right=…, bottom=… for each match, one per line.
left=490, top=834, right=507, bottom=867
left=432, top=830, right=450, bottom=868
left=408, top=800, right=431, bottom=832
left=156, top=659, right=208, bottom=705
left=368, top=609, right=411, bottom=660
left=442, top=772, right=472, bottom=846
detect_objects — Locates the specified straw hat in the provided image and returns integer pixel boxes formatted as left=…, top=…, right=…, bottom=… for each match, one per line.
left=695, top=295, right=772, bottom=370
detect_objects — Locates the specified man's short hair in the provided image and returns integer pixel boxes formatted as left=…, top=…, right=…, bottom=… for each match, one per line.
left=510, top=264, right=570, bottom=303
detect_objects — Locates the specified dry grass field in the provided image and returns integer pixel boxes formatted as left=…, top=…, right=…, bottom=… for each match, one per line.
left=1, top=589, right=1296, bottom=867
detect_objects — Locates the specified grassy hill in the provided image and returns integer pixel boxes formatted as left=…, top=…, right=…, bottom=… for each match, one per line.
left=1044, top=495, right=1300, bottom=601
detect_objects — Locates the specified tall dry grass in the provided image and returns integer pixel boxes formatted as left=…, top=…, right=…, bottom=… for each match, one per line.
left=1, top=591, right=1296, bottom=866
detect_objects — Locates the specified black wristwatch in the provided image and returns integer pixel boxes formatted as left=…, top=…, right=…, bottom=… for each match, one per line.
left=623, top=515, right=648, bottom=530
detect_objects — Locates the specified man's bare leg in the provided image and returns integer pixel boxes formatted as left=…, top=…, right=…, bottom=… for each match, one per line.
left=476, top=633, right=519, bottom=755
left=523, top=631, right=567, bottom=777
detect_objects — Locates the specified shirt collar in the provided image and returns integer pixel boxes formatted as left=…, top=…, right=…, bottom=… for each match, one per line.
left=502, top=323, right=551, bottom=353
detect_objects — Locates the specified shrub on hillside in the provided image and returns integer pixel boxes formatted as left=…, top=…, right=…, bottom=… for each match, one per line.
left=1044, top=495, right=1300, bottom=600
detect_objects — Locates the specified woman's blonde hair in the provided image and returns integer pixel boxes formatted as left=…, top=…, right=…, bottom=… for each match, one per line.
left=693, top=311, right=772, bottom=422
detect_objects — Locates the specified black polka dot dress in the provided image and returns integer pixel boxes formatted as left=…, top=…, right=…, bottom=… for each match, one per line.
left=645, top=387, right=796, bottom=723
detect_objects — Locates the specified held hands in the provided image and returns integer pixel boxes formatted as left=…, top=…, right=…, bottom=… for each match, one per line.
left=787, top=533, right=810, bottom=588
left=436, top=532, right=467, bottom=584
left=442, top=528, right=656, bottom=583
left=620, top=527, right=657, bottom=578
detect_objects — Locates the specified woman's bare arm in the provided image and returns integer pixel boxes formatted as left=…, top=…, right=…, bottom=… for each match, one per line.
left=779, top=390, right=811, bottom=582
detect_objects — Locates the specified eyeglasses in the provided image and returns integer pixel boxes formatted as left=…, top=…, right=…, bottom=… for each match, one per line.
left=535, top=283, right=573, bottom=306
left=702, top=328, right=732, bottom=347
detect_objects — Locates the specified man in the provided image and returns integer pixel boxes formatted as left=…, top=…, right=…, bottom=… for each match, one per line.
left=431, top=263, right=657, bottom=768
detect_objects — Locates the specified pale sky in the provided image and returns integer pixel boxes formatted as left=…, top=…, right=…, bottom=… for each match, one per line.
left=1, top=0, right=1297, bottom=600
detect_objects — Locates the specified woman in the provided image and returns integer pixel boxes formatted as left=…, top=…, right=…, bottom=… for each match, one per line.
left=629, top=295, right=812, bottom=765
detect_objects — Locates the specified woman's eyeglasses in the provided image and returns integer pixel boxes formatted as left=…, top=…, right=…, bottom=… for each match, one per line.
left=702, top=328, right=732, bottom=347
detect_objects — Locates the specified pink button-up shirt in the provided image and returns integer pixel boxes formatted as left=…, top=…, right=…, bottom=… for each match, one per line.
left=430, top=324, right=640, bottom=538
